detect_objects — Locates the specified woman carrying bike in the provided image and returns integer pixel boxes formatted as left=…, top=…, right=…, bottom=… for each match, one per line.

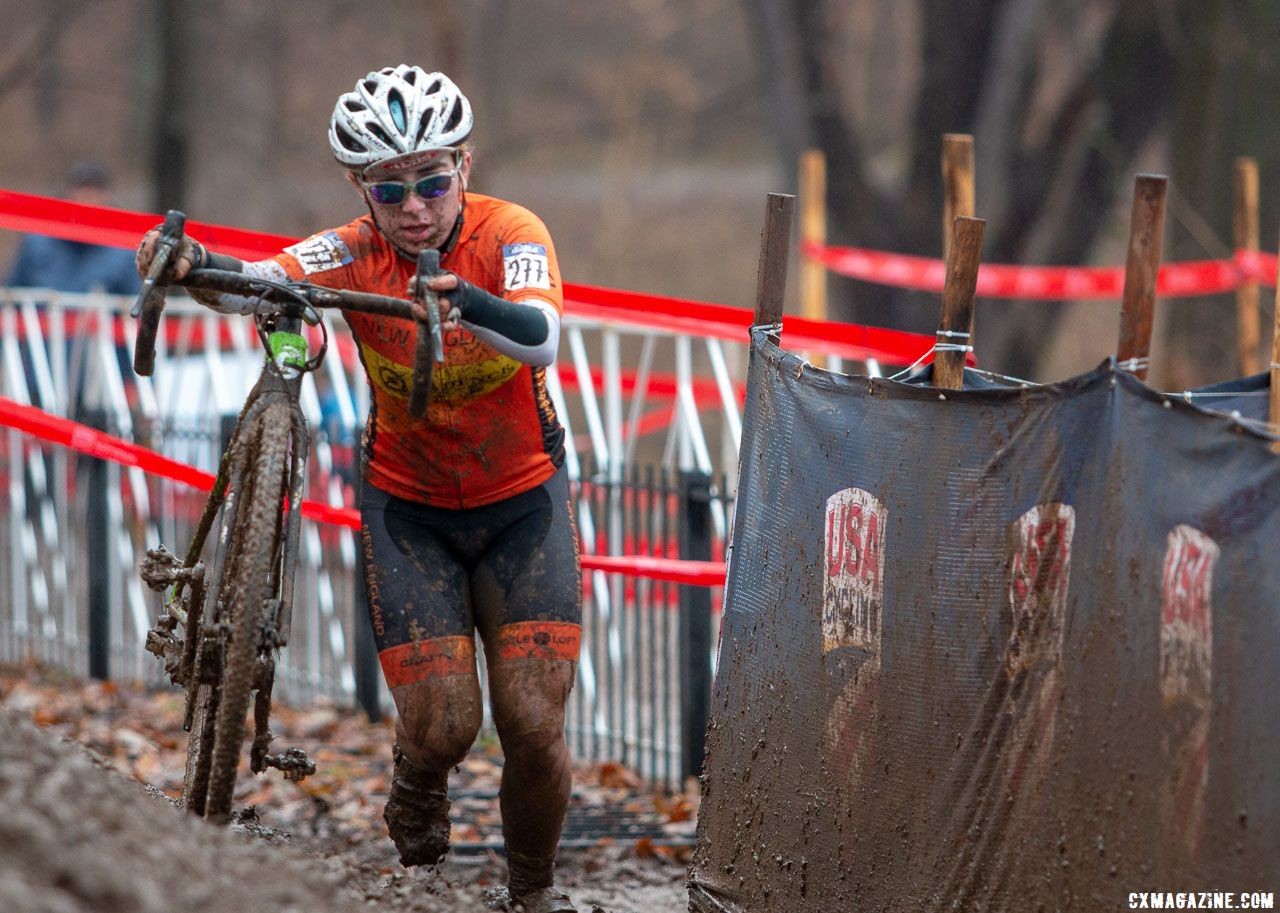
left=136, top=65, right=581, bottom=913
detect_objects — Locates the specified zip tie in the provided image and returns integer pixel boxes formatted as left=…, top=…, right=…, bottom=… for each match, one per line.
left=935, top=330, right=970, bottom=340
left=934, top=343, right=974, bottom=353
left=1271, top=362, right=1280, bottom=371
left=793, top=359, right=810, bottom=379
left=750, top=322, right=783, bottom=334
left=1116, top=356, right=1150, bottom=372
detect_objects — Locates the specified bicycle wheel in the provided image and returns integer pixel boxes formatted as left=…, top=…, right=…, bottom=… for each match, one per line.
left=182, top=470, right=247, bottom=816
left=202, top=408, right=292, bottom=822
left=182, top=676, right=219, bottom=815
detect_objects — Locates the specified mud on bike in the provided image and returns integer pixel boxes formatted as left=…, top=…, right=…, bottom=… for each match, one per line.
left=136, top=210, right=444, bottom=822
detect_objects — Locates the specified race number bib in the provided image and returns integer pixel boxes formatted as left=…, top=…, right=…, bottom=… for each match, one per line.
left=502, top=242, right=551, bottom=292
left=284, top=231, right=354, bottom=275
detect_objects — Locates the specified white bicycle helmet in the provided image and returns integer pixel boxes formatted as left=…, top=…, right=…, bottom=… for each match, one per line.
left=329, top=66, right=473, bottom=175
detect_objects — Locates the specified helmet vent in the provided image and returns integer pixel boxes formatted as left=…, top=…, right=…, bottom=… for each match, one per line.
left=414, top=112, right=433, bottom=146
left=366, top=122, right=396, bottom=147
left=336, top=127, right=367, bottom=154
left=403, top=68, right=417, bottom=85
left=343, top=99, right=367, bottom=112
left=362, top=79, right=379, bottom=94
left=444, top=98, right=464, bottom=133
left=388, top=90, right=407, bottom=132
left=426, top=79, right=441, bottom=95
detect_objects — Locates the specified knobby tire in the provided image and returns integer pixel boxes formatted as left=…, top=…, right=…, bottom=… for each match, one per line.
left=202, top=408, right=291, bottom=822
left=182, top=480, right=244, bottom=817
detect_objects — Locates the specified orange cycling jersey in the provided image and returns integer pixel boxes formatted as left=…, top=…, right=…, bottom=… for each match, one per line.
left=273, top=193, right=565, bottom=508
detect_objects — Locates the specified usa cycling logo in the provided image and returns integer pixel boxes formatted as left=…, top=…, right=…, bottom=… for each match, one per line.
left=822, top=486, right=886, bottom=655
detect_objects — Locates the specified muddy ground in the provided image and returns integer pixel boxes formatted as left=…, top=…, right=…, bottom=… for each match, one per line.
left=0, top=668, right=690, bottom=913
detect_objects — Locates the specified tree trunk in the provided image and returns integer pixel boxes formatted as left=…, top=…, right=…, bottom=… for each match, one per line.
left=147, top=0, right=189, bottom=211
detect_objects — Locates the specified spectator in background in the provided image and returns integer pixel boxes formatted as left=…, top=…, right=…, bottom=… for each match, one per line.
left=6, top=162, right=140, bottom=294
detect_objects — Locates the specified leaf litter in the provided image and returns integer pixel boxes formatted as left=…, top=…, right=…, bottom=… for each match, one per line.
left=0, top=662, right=693, bottom=913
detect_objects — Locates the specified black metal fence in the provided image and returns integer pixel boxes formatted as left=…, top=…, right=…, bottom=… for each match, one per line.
left=2, top=411, right=733, bottom=787
left=566, top=460, right=732, bottom=786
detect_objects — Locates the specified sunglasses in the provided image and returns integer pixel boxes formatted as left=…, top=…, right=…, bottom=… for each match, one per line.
left=364, top=169, right=458, bottom=205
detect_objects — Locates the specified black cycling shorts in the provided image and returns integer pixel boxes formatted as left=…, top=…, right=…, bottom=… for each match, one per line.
left=359, top=466, right=582, bottom=688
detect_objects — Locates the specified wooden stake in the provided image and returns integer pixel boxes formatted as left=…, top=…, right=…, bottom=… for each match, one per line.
left=942, top=134, right=975, bottom=260
left=934, top=216, right=986, bottom=390
left=754, top=192, right=795, bottom=344
left=1117, top=174, right=1168, bottom=382
left=799, top=150, right=828, bottom=326
left=1234, top=157, right=1263, bottom=376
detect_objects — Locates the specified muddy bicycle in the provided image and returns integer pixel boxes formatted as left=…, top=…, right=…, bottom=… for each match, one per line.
left=135, top=210, right=444, bottom=821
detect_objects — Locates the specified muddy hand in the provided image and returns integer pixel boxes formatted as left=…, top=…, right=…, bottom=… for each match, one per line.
left=408, top=272, right=461, bottom=329
left=135, top=228, right=202, bottom=282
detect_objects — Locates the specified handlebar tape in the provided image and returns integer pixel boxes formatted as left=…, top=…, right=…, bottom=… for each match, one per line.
left=132, top=209, right=186, bottom=376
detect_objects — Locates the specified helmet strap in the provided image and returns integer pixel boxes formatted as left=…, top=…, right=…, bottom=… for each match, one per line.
left=438, top=186, right=466, bottom=255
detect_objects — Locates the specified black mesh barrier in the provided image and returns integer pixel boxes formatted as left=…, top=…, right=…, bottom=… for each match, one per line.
left=689, top=331, right=1280, bottom=912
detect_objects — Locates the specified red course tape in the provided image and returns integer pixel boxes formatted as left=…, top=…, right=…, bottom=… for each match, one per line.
left=804, top=240, right=1279, bottom=299
left=0, top=396, right=727, bottom=587
left=0, top=189, right=939, bottom=366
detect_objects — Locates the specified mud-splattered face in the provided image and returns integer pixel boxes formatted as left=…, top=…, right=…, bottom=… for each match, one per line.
left=348, top=149, right=472, bottom=255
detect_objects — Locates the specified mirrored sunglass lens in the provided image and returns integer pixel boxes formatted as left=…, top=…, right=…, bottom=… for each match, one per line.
left=414, top=174, right=452, bottom=198
left=368, top=182, right=407, bottom=205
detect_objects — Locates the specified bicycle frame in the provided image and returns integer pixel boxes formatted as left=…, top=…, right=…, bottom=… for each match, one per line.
left=135, top=210, right=444, bottom=815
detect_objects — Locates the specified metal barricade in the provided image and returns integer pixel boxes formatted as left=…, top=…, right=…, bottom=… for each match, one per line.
left=0, top=287, right=745, bottom=786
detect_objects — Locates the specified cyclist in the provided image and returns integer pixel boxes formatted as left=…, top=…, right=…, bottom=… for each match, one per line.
left=136, top=65, right=581, bottom=913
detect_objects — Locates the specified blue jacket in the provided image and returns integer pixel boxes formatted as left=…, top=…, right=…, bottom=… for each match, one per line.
left=6, top=234, right=140, bottom=295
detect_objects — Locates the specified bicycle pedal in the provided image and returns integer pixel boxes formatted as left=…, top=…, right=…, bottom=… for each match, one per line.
left=263, top=747, right=316, bottom=782
left=140, top=547, right=205, bottom=593
left=139, top=546, right=183, bottom=590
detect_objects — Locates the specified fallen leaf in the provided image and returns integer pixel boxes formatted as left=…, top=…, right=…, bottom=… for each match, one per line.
left=633, top=836, right=657, bottom=859
left=597, top=761, right=641, bottom=790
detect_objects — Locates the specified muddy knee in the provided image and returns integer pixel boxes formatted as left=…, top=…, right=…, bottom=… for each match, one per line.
left=393, top=677, right=483, bottom=770
left=489, top=660, right=575, bottom=763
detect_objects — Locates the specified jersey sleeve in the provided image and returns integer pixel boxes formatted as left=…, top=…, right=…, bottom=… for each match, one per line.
left=271, top=220, right=367, bottom=289
left=494, top=208, right=563, bottom=315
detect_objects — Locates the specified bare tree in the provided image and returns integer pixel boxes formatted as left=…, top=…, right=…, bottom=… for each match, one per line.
left=0, top=0, right=90, bottom=107
left=743, top=0, right=1273, bottom=382
left=136, top=0, right=190, bottom=210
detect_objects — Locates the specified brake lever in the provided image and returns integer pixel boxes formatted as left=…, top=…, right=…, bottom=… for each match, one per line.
left=131, top=210, right=185, bottom=319
left=131, top=210, right=185, bottom=376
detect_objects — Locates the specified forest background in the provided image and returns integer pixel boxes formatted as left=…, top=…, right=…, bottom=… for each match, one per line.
left=1, top=0, right=1278, bottom=388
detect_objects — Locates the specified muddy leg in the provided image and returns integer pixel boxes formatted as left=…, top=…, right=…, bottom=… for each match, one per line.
left=383, top=668, right=482, bottom=866
left=488, top=654, right=576, bottom=896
